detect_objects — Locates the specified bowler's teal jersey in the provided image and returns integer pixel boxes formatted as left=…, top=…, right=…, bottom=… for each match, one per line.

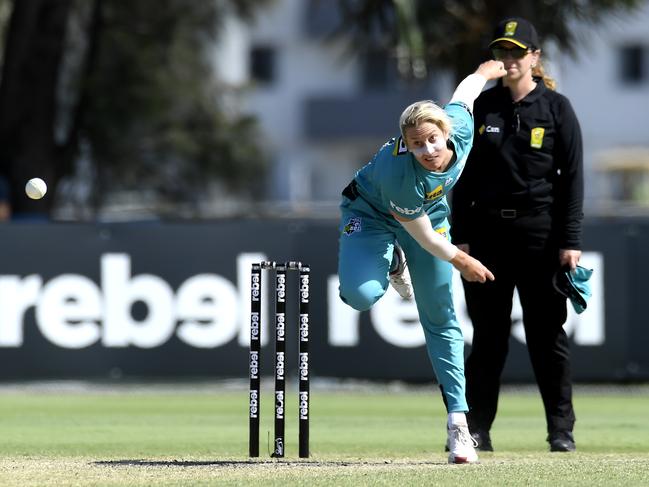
left=354, top=102, right=473, bottom=223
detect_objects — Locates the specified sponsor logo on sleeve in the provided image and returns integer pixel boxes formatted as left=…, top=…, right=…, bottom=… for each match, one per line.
left=389, top=201, right=422, bottom=216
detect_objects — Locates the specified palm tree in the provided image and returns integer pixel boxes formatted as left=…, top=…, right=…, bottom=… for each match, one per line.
left=332, top=0, right=645, bottom=83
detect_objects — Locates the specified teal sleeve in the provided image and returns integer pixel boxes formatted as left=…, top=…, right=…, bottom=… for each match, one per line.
left=445, top=102, right=474, bottom=161
left=385, top=185, right=425, bottom=219
left=380, top=159, right=425, bottom=220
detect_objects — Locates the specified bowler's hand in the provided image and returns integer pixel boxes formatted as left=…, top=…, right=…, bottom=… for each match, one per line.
left=450, top=249, right=495, bottom=283
left=559, top=249, right=581, bottom=270
left=476, top=60, right=506, bottom=81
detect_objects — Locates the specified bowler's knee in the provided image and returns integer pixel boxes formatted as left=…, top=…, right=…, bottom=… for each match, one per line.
left=339, top=280, right=385, bottom=311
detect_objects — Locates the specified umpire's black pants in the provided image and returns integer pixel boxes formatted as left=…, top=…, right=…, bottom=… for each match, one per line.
left=462, top=211, right=576, bottom=435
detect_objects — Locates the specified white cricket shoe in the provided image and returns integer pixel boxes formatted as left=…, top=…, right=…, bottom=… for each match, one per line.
left=447, top=423, right=479, bottom=464
left=389, top=244, right=413, bottom=299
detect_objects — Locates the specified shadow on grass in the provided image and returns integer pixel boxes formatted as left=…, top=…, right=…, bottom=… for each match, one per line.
left=93, top=459, right=446, bottom=468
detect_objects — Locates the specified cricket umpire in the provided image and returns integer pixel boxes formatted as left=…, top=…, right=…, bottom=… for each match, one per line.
left=451, top=17, right=584, bottom=452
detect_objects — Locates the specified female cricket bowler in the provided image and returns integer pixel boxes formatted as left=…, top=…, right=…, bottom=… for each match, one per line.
left=337, top=60, right=506, bottom=464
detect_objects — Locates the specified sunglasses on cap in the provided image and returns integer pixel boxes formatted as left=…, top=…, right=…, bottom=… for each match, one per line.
left=491, top=47, right=530, bottom=60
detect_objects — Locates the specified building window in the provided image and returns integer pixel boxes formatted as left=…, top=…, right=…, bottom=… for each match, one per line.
left=361, top=48, right=405, bottom=90
left=250, top=46, right=276, bottom=84
left=304, top=0, right=341, bottom=38
left=362, top=49, right=390, bottom=89
left=618, top=44, right=646, bottom=84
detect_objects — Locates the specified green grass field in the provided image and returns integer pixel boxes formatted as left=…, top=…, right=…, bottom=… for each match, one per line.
left=0, top=383, right=647, bottom=486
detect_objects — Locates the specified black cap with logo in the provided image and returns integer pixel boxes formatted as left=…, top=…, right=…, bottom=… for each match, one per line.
left=489, top=17, right=540, bottom=50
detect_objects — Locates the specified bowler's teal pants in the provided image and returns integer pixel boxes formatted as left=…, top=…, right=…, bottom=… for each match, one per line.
left=338, top=196, right=468, bottom=412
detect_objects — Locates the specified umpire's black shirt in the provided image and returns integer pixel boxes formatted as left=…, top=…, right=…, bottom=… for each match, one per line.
left=452, top=78, right=584, bottom=249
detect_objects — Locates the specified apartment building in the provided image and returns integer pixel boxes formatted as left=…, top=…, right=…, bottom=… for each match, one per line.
left=215, top=0, right=649, bottom=215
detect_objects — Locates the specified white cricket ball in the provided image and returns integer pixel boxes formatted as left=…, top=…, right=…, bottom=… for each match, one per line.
left=25, top=178, right=48, bottom=200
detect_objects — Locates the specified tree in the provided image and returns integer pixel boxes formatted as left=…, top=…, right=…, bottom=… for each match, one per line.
left=332, top=0, right=645, bottom=83
left=0, top=0, right=270, bottom=219
left=0, top=0, right=70, bottom=217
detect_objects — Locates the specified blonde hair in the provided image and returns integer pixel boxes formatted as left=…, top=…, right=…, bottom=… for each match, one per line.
left=399, top=100, right=452, bottom=139
left=532, top=57, right=556, bottom=91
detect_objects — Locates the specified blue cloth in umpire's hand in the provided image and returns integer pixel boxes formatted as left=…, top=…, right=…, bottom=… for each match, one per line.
left=552, top=265, right=593, bottom=314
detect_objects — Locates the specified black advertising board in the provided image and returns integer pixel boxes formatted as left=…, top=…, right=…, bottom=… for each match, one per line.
left=0, top=218, right=644, bottom=382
